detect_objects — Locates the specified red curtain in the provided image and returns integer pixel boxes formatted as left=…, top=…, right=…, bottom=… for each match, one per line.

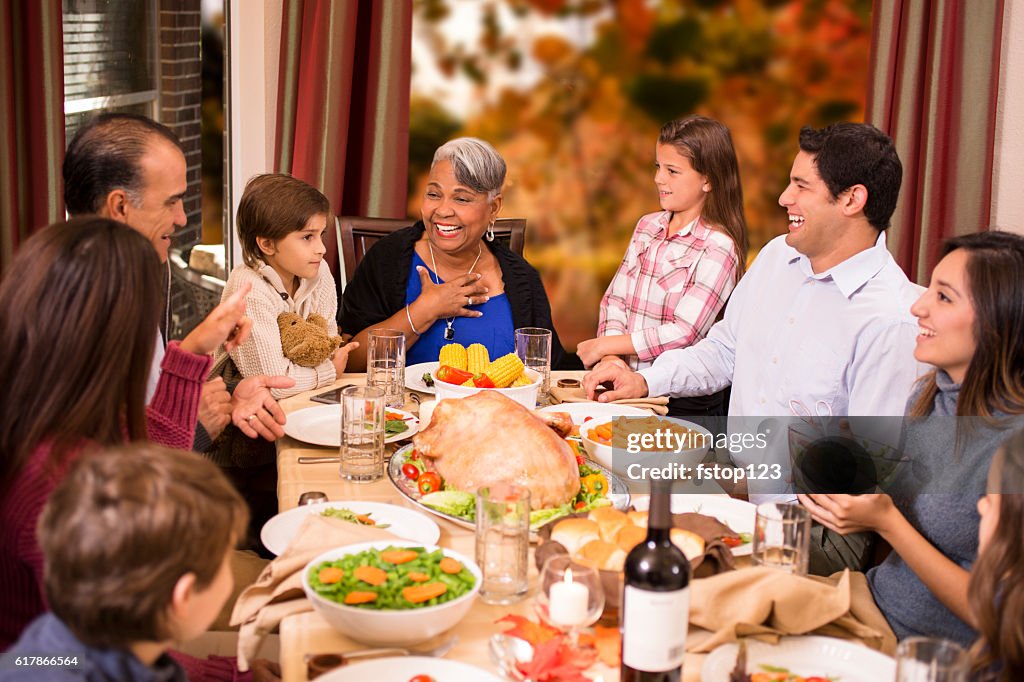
left=867, top=0, right=1005, bottom=283
left=275, top=0, right=413, bottom=281
left=0, top=0, right=64, bottom=273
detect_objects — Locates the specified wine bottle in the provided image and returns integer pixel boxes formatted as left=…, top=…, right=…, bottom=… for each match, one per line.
left=620, top=478, right=691, bottom=681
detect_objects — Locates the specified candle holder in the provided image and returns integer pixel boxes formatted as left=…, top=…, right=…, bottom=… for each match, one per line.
left=537, top=555, right=604, bottom=646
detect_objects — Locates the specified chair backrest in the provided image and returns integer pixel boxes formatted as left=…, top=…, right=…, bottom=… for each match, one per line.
left=338, top=216, right=527, bottom=286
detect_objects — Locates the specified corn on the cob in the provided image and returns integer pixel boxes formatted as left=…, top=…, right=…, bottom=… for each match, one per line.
left=511, top=372, right=532, bottom=387
left=466, top=343, right=490, bottom=375
left=461, top=377, right=475, bottom=387
left=438, top=343, right=467, bottom=371
left=483, top=353, right=525, bottom=388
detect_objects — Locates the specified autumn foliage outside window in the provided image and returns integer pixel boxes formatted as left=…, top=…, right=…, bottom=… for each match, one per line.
left=410, top=0, right=871, bottom=349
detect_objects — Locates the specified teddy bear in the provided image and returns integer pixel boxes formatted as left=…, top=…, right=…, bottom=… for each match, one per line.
left=277, top=312, right=343, bottom=367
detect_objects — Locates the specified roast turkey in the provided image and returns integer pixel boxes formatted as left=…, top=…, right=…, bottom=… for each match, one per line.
left=414, top=391, right=581, bottom=508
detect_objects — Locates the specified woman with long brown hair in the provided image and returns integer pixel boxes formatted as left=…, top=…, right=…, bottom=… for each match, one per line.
left=799, top=231, right=1024, bottom=647
left=971, top=428, right=1024, bottom=680
left=0, top=218, right=251, bottom=651
left=576, top=114, right=748, bottom=417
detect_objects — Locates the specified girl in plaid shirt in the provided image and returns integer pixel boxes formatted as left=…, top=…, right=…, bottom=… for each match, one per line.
left=578, top=116, right=747, bottom=413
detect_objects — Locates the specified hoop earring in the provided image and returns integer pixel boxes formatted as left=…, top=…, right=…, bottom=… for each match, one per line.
left=485, top=222, right=495, bottom=242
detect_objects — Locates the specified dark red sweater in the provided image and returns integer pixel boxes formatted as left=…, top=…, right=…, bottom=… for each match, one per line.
left=0, top=341, right=211, bottom=648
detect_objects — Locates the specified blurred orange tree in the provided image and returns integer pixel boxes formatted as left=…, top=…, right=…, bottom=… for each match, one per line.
left=410, top=0, right=871, bottom=349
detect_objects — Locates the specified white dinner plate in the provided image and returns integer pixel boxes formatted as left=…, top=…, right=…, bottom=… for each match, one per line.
left=259, top=500, right=440, bottom=556
left=537, top=402, right=653, bottom=423
left=318, top=656, right=505, bottom=682
left=406, top=361, right=439, bottom=394
left=283, top=405, right=418, bottom=447
left=632, top=493, right=756, bottom=556
left=701, top=635, right=895, bottom=681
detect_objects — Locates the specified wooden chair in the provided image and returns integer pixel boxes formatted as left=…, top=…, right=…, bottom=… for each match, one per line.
left=337, top=216, right=526, bottom=287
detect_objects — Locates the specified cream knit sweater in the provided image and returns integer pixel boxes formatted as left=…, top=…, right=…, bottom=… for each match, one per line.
left=214, top=260, right=338, bottom=399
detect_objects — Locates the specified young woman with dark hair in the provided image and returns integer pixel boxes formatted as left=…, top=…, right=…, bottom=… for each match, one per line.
left=800, top=231, right=1024, bottom=647
left=0, top=218, right=256, bottom=674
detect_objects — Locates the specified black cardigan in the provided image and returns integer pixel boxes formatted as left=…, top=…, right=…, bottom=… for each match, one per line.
left=339, top=221, right=576, bottom=369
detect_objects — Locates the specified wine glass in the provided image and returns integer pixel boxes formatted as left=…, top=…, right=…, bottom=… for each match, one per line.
left=537, top=555, right=604, bottom=646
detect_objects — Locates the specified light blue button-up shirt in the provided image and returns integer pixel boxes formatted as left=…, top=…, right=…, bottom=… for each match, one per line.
left=640, top=232, right=926, bottom=417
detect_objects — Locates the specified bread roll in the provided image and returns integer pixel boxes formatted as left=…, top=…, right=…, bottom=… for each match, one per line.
left=589, top=507, right=630, bottom=542
left=550, top=518, right=600, bottom=555
left=670, top=528, right=705, bottom=560
left=577, top=539, right=627, bottom=572
left=614, top=524, right=647, bottom=553
left=627, top=510, right=649, bottom=528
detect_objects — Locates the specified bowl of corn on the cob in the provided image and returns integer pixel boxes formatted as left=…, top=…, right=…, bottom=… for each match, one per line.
left=431, top=342, right=542, bottom=409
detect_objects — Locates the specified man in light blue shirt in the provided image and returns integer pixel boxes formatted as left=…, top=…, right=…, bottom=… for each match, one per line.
left=584, top=123, right=924, bottom=570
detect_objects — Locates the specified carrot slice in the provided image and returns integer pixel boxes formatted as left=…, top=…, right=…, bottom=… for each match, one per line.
left=407, top=571, right=430, bottom=582
left=343, top=591, right=378, bottom=605
left=353, top=565, right=388, bottom=586
left=439, top=557, right=463, bottom=574
left=380, top=550, right=419, bottom=564
left=402, top=582, right=448, bottom=603
left=354, top=513, right=376, bottom=525
left=317, top=567, right=344, bottom=584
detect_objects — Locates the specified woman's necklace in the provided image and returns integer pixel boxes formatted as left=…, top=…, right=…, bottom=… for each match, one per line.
left=427, top=241, right=483, bottom=341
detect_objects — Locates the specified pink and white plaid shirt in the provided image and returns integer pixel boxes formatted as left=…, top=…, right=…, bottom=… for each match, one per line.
left=598, top=211, right=739, bottom=369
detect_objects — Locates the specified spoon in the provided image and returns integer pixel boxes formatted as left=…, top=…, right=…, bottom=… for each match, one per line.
left=306, top=634, right=459, bottom=678
left=488, top=633, right=535, bottom=681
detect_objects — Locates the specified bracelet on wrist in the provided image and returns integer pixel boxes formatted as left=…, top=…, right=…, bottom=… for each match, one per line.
left=405, top=304, right=421, bottom=335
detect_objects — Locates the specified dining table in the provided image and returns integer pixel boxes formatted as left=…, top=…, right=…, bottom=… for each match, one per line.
left=271, top=372, right=885, bottom=682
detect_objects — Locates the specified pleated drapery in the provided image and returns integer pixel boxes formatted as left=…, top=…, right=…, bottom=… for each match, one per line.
left=867, top=0, right=1005, bottom=283
left=0, top=0, right=64, bottom=273
left=275, top=0, right=413, bottom=283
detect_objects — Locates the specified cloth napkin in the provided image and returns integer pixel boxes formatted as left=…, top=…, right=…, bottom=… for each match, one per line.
left=230, top=513, right=399, bottom=671
left=547, top=386, right=670, bottom=415
left=687, top=567, right=897, bottom=655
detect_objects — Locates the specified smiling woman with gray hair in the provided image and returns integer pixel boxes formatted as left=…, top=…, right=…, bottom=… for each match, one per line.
left=341, top=137, right=566, bottom=370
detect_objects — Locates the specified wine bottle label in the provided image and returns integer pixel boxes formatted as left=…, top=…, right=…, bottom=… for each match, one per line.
left=621, top=585, right=689, bottom=672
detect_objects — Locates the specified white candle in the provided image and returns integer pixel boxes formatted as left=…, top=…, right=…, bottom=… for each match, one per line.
left=418, top=400, right=437, bottom=428
left=548, top=568, right=589, bottom=626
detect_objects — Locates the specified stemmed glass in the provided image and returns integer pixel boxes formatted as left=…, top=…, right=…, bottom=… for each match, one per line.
left=536, top=555, right=604, bottom=646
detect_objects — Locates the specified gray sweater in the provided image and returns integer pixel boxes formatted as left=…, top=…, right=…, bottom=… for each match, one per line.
left=868, top=371, right=1023, bottom=646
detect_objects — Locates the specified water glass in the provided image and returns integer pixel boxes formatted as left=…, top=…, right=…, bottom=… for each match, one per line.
left=895, top=637, right=969, bottom=682
left=752, top=502, right=811, bottom=575
left=475, top=483, right=530, bottom=605
left=367, top=328, right=405, bottom=408
left=514, top=327, right=552, bottom=405
left=339, top=385, right=385, bottom=483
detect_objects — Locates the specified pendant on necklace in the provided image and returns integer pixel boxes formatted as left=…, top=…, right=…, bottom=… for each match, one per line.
left=444, top=325, right=455, bottom=341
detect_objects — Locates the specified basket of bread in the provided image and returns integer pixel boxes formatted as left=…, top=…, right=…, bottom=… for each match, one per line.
left=535, top=505, right=739, bottom=614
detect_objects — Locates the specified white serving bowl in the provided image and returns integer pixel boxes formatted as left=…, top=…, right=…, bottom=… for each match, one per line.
left=580, top=415, right=712, bottom=476
left=431, top=367, right=541, bottom=409
left=302, top=540, right=481, bottom=647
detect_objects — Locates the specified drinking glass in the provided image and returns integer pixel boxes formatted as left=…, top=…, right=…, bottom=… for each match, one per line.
left=895, top=637, right=969, bottom=682
left=475, top=483, right=530, bottom=605
left=751, top=502, right=811, bottom=575
left=537, top=555, right=604, bottom=645
left=514, top=327, right=552, bottom=405
left=339, top=385, right=385, bottom=483
left=367, top=328, right=405, bottom=408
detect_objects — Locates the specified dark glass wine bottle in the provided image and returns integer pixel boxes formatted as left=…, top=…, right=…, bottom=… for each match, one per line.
left=620, top=478, right=691, bottom=681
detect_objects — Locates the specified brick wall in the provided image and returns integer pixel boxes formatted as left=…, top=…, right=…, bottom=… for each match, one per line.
left=159, top=0, right=203, bottom=249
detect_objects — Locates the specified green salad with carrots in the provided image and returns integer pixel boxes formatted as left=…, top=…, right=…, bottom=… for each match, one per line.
left=308, top=546, right=475, bottom=610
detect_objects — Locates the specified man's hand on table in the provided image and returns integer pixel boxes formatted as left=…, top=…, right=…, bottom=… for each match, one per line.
left=232, top=375, right=295, bottom=440
left=583, top=358, right=648, bottom=402
left=197, top=377, right=232, bottom=440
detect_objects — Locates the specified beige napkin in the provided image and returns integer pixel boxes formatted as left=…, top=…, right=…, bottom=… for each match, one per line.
left=688, top=567, right=897, bottom=655
left=230, top=513, right=399, bottom=671
left=548, top=386, right=670, bottom=415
